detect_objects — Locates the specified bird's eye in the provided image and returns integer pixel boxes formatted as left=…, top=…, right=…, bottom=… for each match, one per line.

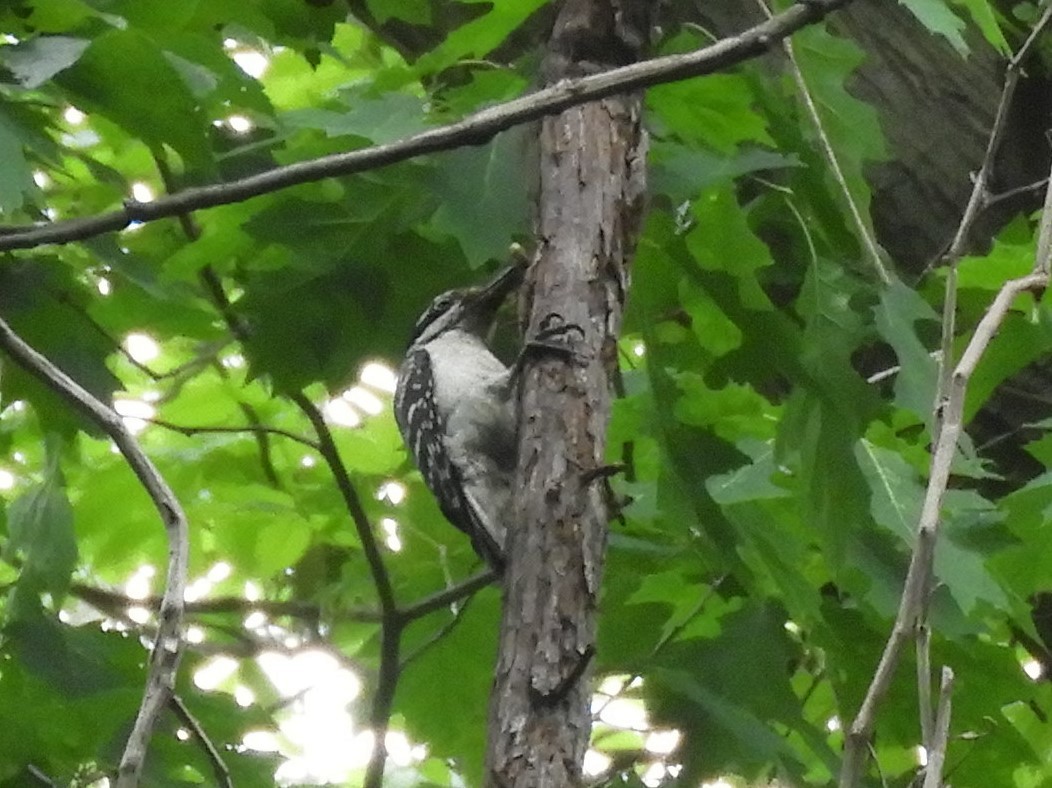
left=409, top=290, right=461, bottom=343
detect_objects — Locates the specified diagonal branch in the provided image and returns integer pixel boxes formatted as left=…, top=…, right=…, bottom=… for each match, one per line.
left=838, top=13, right=1052, bottom=784
left=288, top=391, right=401, bottom=788
left=0, top=319, right=189, bottom=788
left=839, top=150, right=1052, bottom=788
left=0, top=0, right=854, bottom=253
left=145, top=416, right=320, bottom=451
left=169, top=695, right=233, bottom=788
left=69, top=581, right=385, bottom=623
left=759, top=0, right=889, bottom=284
left=399, top=568, right=495, bottom=622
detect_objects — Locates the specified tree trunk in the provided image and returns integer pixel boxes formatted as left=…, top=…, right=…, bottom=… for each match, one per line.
left=485, top=1, right=649, bottom=785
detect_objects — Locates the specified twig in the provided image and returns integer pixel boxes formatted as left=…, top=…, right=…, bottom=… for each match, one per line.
left=169, top=694, right=233, bottom=788
left=916, top=623, right=933, bottom=751
left=145, top=416, right=320, bottom=450
left=838, top=15, right=1052, bottom=784
left=400, top=591, right=479, bottom=669
left=0, top=320, right=189, bottom=787
left=921, top=667, right=955, bottom=788
left=592, top=576, right=726, bottom=722
left=289, top=392, right=401, bottom=788
left=0, top=0, right=855, bottom=252
left=70, top=581, right=382, bottom=622
left=839, top=270, right=1051, bottom=786
left=25, top=765, right=56, bottom=786
left=187, top=252, right=404, bottom=785
left=985, top=176, right=1049, bottom=208
left=399, top=569, right=496, bottom=621
left=758, top=0, right=889, bottom=283
left=944, top=3, right=1052, bottom=265
left=154, top=155, right=291, bottom=489
left=288, top=393, right=397, bottom=618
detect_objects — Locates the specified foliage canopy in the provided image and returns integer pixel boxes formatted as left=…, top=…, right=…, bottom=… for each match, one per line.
left=0, top=0, right=1050, bottom=786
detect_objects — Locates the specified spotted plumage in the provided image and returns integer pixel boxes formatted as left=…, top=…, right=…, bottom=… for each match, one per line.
left=393, top=263, right=524, bottom=570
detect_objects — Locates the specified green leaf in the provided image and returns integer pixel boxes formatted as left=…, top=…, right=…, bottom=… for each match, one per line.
left=285, top=88, right=428, bottom=142
left=4, top=449, right=77, bottom=612
left=956, top=224, right=1035, bottom=291
left=72, top=455, right=162, bottom=575
left=686, top=185, right=774, bottom=309
left=856, top=440, right=1007, bottom=613
left=649, top=602, right=833, bottom=781
left=57, top=29, right=214, bottom=173
left=873, top=278, right=940, bottom=420
left=953, top=0, right=1009, bottom=51
left=397, top=589, right=500, bottom=783
left=792, top=25, right=885, bottom=237
left=898, top=0, right=970, bottom=54
left=0, top=106, right=35, bottom=213
left=366, top=0, right=431, bottom=25
left=650, top=143, right=800, bottom=203
left=0, top=265, right=121, bottom=435
left=0, top=35, right=90, bottom=88
left=428, top=128, right=531, bottom=266
left=649, top=74, right=773, bottom=154
left=414, top=0, right=547, bottom=74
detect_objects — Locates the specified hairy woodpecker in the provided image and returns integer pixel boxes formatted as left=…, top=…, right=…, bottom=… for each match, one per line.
left=393, top=263, right=525, bottom=571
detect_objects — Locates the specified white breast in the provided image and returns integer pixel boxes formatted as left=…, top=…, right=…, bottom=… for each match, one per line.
left=426, top=329, right=509, bottom=414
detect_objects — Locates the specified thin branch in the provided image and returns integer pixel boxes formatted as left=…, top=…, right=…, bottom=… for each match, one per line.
left=399, top=569, right=496, bottom=622
left=288, top=392, right=401, bottom=788
left=985, top=176, right=1049, bottom=209
left=289, top=394, right=397, bottom=617
left=0, top=320, right=189, bottom=788
left=188, top=234, right=403, bottom=785
left=70, top=581, right=384, bottom=623
left=838, top=16, right=1052, bottom=783
left=50, top=288, right=164, bottom=380
left=169, top=694, right=233, bottom=788
left=592, top=576, right=727, bottom=722
left=839, top=269, right=1051, bottom=787
left=916, top=623, right=933, bottom=751
left=760, top=0, right=889, bottom=283
left=145, top=416, right=320, bottom=450
left=0, top=0, right=855, bottom=253
left=944, top=3, right=1052, bottom=265
left=25, top=765, right=57, bottom=787
left=154, top=154, right=290, bottom=489
left=400, top=591, right=479, bottom=670
left=921, top=667, right=955, bottom=788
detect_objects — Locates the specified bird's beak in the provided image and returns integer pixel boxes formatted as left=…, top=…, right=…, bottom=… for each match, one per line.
left=468, top=257, right=527, bottom=314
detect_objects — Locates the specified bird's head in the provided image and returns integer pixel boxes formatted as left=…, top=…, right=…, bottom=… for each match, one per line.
left=408, top=260, right=526, bottom=346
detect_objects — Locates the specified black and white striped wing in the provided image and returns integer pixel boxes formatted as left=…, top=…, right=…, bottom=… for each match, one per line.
left=394, top=349, right=503, bottom=567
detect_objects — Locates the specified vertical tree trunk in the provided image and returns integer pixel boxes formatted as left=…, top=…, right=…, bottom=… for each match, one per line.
left=486, top=2, right=649, bottom=785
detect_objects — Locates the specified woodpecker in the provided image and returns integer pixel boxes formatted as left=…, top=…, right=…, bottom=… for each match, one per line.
left=393, top=263, right=525, bottom=571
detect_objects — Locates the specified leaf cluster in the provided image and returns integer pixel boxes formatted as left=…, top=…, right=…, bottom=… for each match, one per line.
left=0, top=1, right=1048, bottom=786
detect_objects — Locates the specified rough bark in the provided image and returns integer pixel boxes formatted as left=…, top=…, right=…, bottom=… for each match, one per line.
left=485, top=1, right=649, bottom=786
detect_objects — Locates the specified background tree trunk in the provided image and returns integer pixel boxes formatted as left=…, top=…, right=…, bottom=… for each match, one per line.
left=484, top=1, right=650, bottom=785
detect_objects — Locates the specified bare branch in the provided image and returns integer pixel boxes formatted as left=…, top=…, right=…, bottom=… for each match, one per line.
left=70, top=581, right=385, bottom=623
left=169, top=695, right=233, bottom=788
left=0, top=0, right=854, bottom=253
left=0, top=319, right=189, bottom=787
left=921, top=667, right=955, bottom=788
left=841, top=269, right=1049, bottom=788
left=759, top=0, right=889, bottom=283
left=943, top=2, right=1052, bottom=266
left=838, top=14, right=1052, bottom=782
left=288, top=392, right=402, bottom=788
left=399, top=569, right=496, bottom=622
left=400, top=591, right=480, bottom=670
left=145, top=416, right=320, bottom=451
left=916, top=623, right=933, bottom=751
